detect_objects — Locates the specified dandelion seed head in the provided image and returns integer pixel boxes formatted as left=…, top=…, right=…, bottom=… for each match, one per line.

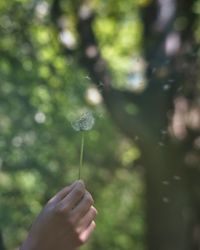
left=71, top=111, right=95, bottom=131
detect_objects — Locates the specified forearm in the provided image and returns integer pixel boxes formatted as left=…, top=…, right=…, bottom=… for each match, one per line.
left=20, top=235, right=36, bottom=250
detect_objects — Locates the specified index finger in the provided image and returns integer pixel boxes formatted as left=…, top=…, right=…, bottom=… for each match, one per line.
left=58, top=180, right=85, bottom=212
left=48, top=181, right=78, bottom=204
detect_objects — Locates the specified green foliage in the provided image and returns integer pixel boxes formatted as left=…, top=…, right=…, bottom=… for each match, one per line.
left=94, top=1, right=143, bottom=88
left=0, top=0, right=144, bottom=249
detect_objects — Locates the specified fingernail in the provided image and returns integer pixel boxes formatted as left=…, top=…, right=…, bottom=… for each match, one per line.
left=76, top=179, right=85, bottom=187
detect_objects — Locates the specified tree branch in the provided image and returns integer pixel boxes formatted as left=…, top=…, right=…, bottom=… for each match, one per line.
left=50, top=0, right=78, bottom=57
left=75, top=2, right=174, bottom=142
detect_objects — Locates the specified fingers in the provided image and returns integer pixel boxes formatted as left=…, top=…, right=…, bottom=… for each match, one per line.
left=79, top=221, right=96, bottom=243
left=77, top=206, right=97, bottom=233
left=70, top=192, right=94, bottom=224
left=48, top=181, right=77, bottom=204
left=58, top=180, right=85, bottom=212
left=51, top=180, right=97, bottom=244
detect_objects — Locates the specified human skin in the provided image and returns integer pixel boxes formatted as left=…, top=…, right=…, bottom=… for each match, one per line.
left=20, top=180, right=97, bottom=250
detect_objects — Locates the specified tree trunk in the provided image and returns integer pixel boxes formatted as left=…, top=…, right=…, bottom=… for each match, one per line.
left=0, top=230, right=5, bottom=250
left=141, top=142, right=193, bottom=250
left=141, top=0, right=199, bottom=249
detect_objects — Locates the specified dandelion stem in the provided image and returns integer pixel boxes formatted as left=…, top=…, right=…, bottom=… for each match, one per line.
left=79, top=132, right=85, bottom=179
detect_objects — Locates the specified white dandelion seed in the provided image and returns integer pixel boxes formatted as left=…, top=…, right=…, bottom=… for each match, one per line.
left=173, top=175, right=181, bottom=181
left=163, top=84, right=171, bottom=91
left=162, top=197, right=170, bottom=203
left=162, top=180, right=170, bottom=185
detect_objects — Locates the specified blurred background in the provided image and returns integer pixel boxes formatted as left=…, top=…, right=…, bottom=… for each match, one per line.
left=0, top=0, right=200, bottom=249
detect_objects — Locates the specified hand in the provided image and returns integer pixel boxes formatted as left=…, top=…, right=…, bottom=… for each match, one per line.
left=21, top=180, right=97, bottom=250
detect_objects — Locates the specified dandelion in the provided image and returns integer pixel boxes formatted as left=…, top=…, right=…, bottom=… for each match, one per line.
left=71, top=111, right=95, bottom=179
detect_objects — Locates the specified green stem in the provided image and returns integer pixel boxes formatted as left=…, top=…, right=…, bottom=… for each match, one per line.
left=79, top=132, right=85, bottom=179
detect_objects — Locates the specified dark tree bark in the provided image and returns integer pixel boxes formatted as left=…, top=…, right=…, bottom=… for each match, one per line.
left=141, top=1, right=199, bottom=249
left=0, top=230, right=5, bottom=250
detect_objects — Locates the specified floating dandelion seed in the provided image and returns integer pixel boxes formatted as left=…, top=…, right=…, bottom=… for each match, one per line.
left=158, top=142, right=165, bottom=147
left=177, top=86, right=183, bottom=92
left=71, top=111, right=95, bottom=179
left=99, top=82, right=104, bottom=87
left=134, top=135, right=139, bottom=141
left=161, top=129, right=167, bottom=135
left=162, top=180, right=170, bottom=185
left=152, top=67, right=157, bottom=74
left=173, top=175, right=181, bottom=181
left=97, top=82, right=104, bottom=93
left=163, top=84, right=170, bottom=91
left=162, top=197, right=170, bottom=203
left=84, top=76, right=91, bottom=80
